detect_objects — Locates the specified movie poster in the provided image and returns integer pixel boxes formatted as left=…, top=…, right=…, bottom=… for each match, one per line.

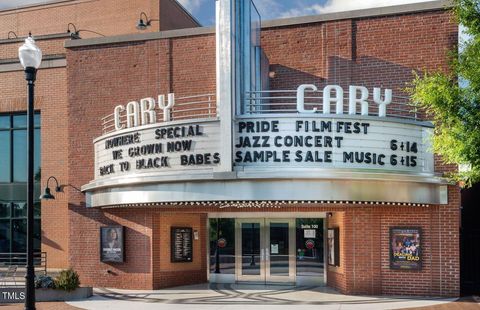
left=100, top=226, right=124, bottom=263
left=390, top=227, right=421, bottom=270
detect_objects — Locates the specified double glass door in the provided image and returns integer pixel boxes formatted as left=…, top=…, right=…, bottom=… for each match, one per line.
left=235, top=219, right=295, bottom=284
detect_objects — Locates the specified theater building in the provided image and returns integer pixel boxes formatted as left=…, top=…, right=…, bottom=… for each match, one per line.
left=0, top=0, right=460, bottom=297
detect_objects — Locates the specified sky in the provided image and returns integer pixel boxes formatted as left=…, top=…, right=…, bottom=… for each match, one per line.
left=0, top=0, right=432, bottom=26
left=178, top=0, right=430, bottom=25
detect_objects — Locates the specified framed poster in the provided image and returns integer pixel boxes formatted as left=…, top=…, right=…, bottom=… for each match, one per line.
left=327, top=228, right=340, bottom=266
left=390, top=227, right=422, bottom=270
left=171, top=227, right=193, bottom=262
left=100, top=226, right=125, bottom=263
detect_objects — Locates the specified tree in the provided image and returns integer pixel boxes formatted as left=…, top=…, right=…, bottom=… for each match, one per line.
left=409, top=0, right=480, bottom=187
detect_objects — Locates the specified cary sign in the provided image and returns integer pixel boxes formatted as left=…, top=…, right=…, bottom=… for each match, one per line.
left=111, top=84, right=393, bottom=132
left=296, top=84, right=392, bottom=116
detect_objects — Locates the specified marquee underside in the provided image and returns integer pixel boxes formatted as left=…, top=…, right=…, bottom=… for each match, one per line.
left=85, top=177, right=448, bottom=207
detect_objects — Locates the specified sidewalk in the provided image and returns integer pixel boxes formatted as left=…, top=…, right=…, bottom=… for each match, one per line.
left=65, top=283, right=474, bottom=310
left=1, top=285, right=478, bottom=310
left=0, top=302, right=81, bottom=309
left=407, top=296, right=480, bottom=310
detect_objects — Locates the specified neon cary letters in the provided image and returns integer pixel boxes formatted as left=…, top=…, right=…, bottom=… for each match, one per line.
left=113, top=84, right=392, bottom=131
left=114, top=93, right=175, bottom=131
left=296, top=84, right=392, bottom=116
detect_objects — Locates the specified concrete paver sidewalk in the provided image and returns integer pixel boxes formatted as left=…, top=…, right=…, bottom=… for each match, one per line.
left=1, top=286, right=478, bottom=310
left=65, top=283, right=472, bottom=310
left=0, top=302, right=81, bottom=309
left=406, top=296, right=480, bottom=310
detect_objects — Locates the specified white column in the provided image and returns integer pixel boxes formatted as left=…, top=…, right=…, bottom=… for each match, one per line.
left=216, top=0, right=234, bottom=172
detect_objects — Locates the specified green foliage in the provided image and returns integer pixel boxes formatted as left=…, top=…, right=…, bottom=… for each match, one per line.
left=409, top=0, right=480, bottom=187
left=54, top=268, right=80, bottom=292
left=453, top=0, right=480, bottom=35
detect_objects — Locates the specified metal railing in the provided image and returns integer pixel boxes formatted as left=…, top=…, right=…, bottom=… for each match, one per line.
left=245, top=90, right=421, bottom=121
left=102, top=93, right=217, bottom=134
left=0, top=252, right=47, bottom=287
left=100, top=89, right=422, bottom=135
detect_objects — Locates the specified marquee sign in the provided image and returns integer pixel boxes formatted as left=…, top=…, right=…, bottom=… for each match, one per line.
left=94, top=119, right=220, bottom=180
left=83, top=0, right=447, bottom=207
left=93, top=114, right=433, bottom=184
left=234, top=117, right=433, bottom=174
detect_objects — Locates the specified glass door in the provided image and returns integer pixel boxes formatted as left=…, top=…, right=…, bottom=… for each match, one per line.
left=235, top=219, right=264, bottom=282
left=265, top=219, right=296, bottom=284
left=235, top=218, right=295, bottom=284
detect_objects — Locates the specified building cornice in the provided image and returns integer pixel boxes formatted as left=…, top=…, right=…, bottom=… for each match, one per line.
left=0, top=33, right=71, bottom=45
left=0, top=55, right=66, bottom=72
left=65, top=26, right=215, bottom=48
left=262, top=0, right=453, bottom=29
left=0, top=0, right=92, bottom=14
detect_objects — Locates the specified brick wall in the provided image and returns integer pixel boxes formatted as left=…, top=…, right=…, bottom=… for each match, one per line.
left=59, top=6, right=461, bottom=295
left=0, top=0, right=202, bottom=270
left=69, top=207, right=154, bottom=289
left=0, top=37, right=65, bottom=61
left=322, top=187, right=460, bottom=297
left=327, top=211, right=346, bottom=292
left=64, top=34, right=216, bottom=287
left=159, top=0, right=200, bottom=30
left=261, top=10, right=457, bottom=118
left=146, top=202, right=459, bottom=296
left=67, top=202, right=459, bottom=295
left=261, top=10, right=456, bottom=90
left=0, top=0, right=196, bottom=39
left=152, top=213, right=207, bottom=289
left=0, top=65, right=70, bottom=268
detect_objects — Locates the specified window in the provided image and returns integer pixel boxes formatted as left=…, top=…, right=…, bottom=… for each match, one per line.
left=0, top=202, right=41, bottom=253
left=0, top=113, right=41, bottom=183
left=0, top=113, right=41, bottom=253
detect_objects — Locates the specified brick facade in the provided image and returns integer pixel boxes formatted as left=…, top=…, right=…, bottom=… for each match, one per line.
left=0, top=1, right=460, bottom=297
left=0, top=0, right=198, bottom=40
left=0, top=0, right=200, bottom=269
left=153, top=213, right=207, bottom=289
left=62, top=7, right=459, bottom=295
left=63, top=201, right=460, bottom=295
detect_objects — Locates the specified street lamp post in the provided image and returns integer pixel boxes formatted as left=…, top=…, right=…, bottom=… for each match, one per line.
left=18, top=35, right=42, bottom=310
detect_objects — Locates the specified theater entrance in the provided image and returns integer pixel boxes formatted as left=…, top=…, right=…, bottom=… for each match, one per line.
left=236, top=218, right=295, bottom=284
left=209, top=214, right=325, bottom=286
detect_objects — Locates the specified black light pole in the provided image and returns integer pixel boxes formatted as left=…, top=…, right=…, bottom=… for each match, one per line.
left=25, top=66, right=36, bottom=310
left=215, top=220, right=220, bottom=273
left=19, top=35, right=42, bottom=310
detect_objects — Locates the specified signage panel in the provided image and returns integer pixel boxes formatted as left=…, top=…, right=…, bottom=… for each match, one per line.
left=234, top=117, right=434, bottom=175
left=87, top=115, right=443, bottom=206
left=171, top=227, right=193, bottom=262
left=94, top=119, right=220, bottom=180
left=0, top=288, right=25, bottom=303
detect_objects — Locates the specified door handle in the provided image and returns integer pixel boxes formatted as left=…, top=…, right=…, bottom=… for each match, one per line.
left=265, top=248, right=270, bottom=262
left=260, top=248, right=264, bottom=261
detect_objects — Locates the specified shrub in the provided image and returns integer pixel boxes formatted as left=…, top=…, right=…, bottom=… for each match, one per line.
left=35, top=275, right=55, bottom=289
left=54, top=268, right=80, bottom=292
